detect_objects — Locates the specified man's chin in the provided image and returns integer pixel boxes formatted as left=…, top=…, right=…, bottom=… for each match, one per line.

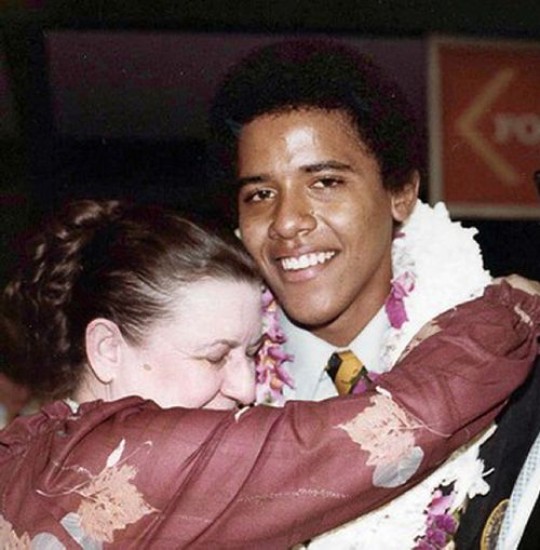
left=281, top=302, right=338, bottom=333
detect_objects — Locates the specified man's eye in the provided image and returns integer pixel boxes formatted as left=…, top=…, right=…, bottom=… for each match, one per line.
left=312, top=177, right=343, bottom=189
left=242, top=188, right=275, bottom=203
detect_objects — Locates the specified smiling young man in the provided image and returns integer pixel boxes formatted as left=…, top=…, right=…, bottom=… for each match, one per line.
left=211, top=40, right=421, bottom=398
left=236, top=108, right=417, bottom=349
left=210, top=39, right=540, bottom=547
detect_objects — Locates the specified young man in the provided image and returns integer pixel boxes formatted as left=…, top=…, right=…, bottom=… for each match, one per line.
left=209, top=39, right=540, bottom=548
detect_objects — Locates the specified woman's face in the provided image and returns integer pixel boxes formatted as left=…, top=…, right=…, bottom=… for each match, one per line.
left=117, top=278, right=263, bottom=410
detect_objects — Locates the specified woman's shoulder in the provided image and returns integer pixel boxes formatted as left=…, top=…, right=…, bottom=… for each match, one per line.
left=0, top=397, right=156, bottom=456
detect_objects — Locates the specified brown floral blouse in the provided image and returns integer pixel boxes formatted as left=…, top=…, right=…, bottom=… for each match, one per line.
left=0, top=283, right=538, bottom=549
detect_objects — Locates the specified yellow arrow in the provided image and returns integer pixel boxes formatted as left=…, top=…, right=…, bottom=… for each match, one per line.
left=455, top=68, right=519, bottom=186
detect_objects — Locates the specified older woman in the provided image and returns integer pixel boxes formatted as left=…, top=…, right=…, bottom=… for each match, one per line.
left=0, top=199, right=538, bottom=549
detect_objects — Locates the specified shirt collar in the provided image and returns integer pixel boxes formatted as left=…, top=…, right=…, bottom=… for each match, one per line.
left=280, top=307, right=390, bottom=401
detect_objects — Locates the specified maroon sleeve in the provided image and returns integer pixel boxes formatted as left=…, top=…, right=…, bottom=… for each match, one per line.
left=0, top=282, right=538, bottom=549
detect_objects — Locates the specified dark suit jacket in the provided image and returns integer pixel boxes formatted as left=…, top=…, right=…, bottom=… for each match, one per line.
left=456, top=355, right=540, bottom=549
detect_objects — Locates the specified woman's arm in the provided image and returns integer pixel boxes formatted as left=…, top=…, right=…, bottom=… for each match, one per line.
left=0, top=282, right=538, bottom=549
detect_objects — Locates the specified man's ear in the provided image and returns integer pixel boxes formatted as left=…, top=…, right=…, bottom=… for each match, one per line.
left=85, top=318, right=124, bottom=384
left=391, top=171, right=420, bottom=223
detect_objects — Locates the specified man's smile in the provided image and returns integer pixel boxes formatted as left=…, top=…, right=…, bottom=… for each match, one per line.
left=279, top=251, right=336, bottom=271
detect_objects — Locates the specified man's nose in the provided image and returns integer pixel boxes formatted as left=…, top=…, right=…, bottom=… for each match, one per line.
left=268, top=189, right=316, bottom=240
left=221, top=355, right=256, bottom=406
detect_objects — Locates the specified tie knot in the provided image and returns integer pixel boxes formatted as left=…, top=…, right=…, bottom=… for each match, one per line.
left=326, top=350, right=366, bottom=395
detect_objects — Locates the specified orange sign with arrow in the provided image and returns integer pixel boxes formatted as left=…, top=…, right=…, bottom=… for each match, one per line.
left=429, top=38, right=540, bottom=218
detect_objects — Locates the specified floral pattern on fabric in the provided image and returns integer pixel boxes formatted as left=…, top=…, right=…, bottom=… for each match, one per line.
left=74, top=462, right=155, bottom=542
left=0, top=516, right=68, bottom=549
left=0, top=515, right=33, bottom=548
left=38, top=438, right=155, bottom=548
left=62, top=439, right=156, bottom=542
left=339, top=393, right=424, bottom=488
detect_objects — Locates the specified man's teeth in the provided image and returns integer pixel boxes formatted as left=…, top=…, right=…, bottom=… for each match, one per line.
left=281, top=252, right=335, bottom=271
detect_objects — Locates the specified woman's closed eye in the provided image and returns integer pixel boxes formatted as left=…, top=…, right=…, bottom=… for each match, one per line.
left=205, top=351, right=229, bottom=368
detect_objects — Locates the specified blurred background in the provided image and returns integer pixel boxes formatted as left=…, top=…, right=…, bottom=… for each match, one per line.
left=0, top=0, right=538, bottom=287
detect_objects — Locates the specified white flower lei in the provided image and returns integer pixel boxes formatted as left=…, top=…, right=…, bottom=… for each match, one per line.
left=380, top=200, right=491, bottom=370
left=257, top=200, right=495, bottom=548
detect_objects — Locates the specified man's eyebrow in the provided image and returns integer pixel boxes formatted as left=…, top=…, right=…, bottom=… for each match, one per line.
left=237, top=161, right=352, bottom=187
left=236, top=174, right=269, bottom=187
left=303, top=160, right=353, bottom=172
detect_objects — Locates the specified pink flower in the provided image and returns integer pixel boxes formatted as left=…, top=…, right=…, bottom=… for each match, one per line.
left=274, top=361, right=295, bottom=389
left=267, top=344, right=291, bottom=364
left=255, top=289, right=295, bottom=405
left=414, top=485, right=458, bottom=549
left=425, top=527, right=446, bottom=546
left=385, top=271, right=415, bottom=329
left=261, top=288, right=287, bottom=342
left=434, top=513, right=457, bottom=534
left=261, top=287, right=275, bottom=309
left=428, top=489, right=453, bottom=517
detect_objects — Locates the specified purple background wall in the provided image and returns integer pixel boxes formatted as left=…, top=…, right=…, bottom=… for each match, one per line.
left=45, top=31, right=426, bottom=140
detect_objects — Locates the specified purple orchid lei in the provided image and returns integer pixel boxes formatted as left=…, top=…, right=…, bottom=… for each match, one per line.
left=385, top=270, right=415, bottom=329
left=255, top=288, right=295, bottom=406
left=414, top=486, right=458, bottom=549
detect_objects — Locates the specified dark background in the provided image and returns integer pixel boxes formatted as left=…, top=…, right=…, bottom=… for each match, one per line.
left=0, top=1, right=538, bottom=286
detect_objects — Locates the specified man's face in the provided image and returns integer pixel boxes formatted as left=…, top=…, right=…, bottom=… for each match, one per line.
left=236, top=108, right=416, bottom=346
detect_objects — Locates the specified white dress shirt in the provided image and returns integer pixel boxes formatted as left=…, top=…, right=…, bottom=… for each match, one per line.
left=280, top=306, right=390, bottom=402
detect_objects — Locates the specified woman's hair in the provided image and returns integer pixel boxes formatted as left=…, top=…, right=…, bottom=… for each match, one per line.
left=1, top=199, right=260, bottom=400
left=209, top=39, right=422, bottom=204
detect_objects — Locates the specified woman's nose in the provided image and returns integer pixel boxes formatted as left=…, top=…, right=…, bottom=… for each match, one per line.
left=268, top=190, right=316, bottom=240
left=221, top=355, right=256, bottom=406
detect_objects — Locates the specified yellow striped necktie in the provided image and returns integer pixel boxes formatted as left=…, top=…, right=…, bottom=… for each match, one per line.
left=325, top=350, right=366, bottom=395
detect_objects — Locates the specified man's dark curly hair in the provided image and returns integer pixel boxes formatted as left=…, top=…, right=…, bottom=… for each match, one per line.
left=209, top=38, right=422, bottom=208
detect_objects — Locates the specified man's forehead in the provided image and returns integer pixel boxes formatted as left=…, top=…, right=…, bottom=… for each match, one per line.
left=238, top=108, right=374, bottom=163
